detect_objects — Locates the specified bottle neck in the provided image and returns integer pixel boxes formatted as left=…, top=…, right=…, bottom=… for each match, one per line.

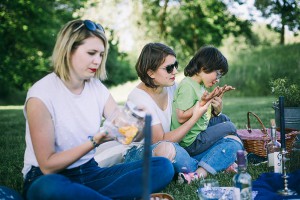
left=238, top=165, right=247, bottom=173
left=271, top=127, right=277, bottom=142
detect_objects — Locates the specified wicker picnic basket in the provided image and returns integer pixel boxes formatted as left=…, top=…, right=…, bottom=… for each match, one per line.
left=237, top=112, right=299, bottom=158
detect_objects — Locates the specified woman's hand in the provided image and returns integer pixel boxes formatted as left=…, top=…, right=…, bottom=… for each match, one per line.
left=93, top=131, right=114, bottom=144
left=193, top=99, right=212, bottom=119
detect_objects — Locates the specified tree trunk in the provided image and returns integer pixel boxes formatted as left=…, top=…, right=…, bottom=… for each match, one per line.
left=159, top=0, right=169, bottom=39
left=280, top=0, right=286, bottom=45
left=280, top=22, right=285, bottom=45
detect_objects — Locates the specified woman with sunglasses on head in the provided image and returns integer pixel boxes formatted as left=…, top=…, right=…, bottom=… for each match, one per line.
left=123, top=43, right=207, bottom=184
left=171, top=45, right=244, bottom=182
left=22, top=20, right=174, bottom=200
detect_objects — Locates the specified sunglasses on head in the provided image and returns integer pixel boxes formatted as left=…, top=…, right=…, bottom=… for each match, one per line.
left=161, top=61, right=179, bottom=74
left=73, top=20, right=105, bottom=33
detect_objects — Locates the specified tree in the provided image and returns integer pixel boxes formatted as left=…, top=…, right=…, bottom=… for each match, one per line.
left=103, top=30, right=137, bottom=87
left=0, top=0, right=136, bottom=104
left=237, top=0, right=300, bottom=45
left=0, top=0, right=86, bottom=98
left=136, top=0, right=253, bottom=61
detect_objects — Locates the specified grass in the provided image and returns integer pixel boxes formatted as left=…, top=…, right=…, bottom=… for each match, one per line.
left=0, top=97, right=275, bottom=199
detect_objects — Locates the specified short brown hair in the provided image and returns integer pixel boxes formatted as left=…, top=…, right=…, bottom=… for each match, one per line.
left=135, top=43, right=176, bottom=88
left=184, top=45, right=228, bottom=77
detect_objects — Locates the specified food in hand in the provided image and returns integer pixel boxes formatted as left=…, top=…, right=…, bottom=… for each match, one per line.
left=118, top=125, right=139, bottom=144
left=217, top=85, right=235, bottom=98
left=199, top=85, right=235, bottom=106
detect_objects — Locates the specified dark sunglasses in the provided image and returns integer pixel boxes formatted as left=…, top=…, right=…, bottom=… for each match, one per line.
left=73, top=20, right=105, bottom=33
left=160, top=61, right=179, bottom=74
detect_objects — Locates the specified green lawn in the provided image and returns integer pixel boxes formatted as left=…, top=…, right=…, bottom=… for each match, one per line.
left=0, top=97, right=276, bottom=199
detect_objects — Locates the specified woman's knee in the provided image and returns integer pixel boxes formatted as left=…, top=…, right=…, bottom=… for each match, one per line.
left=152, top=157, right=174, bottom=174
left=153, top=142, right=176, bottom=162
left=26, top=174, right=70, bottom=199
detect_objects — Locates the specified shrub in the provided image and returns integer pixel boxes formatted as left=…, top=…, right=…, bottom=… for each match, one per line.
left=270, top=78, right=300, bottom=107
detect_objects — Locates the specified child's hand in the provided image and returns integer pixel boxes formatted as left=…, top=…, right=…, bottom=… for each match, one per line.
left=199, top=87, right=221, bottom=106
left=199, top=85, right=235, bottom=106
left=211, top=96, right=223, bottom=115
left=217, top=85, right=235, bottom=98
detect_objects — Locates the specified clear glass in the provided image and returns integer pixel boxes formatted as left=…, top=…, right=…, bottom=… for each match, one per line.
left=267, top=127, right=282, bottom=173
left=197, top=179, right=223, bottom=200
left=233, top=153, right=252, bottom=200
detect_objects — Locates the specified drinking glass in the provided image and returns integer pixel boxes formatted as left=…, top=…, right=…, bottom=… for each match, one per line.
left=197, top=179, right=223, bottom=200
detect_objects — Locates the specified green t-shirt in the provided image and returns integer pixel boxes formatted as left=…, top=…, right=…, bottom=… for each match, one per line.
left=171, top=77, right=211, bottom=147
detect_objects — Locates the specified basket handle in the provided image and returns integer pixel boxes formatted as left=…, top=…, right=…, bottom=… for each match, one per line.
left=247, top=111, right=267, bottom=135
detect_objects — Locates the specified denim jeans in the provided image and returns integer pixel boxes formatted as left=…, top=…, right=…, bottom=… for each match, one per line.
left=185, top=114, right=238, bottom=156
left=23, top=157, right=174, bottom=200
left=0, top=186, right=23, bottom=200
left=192, top=137, right=244, bottom=175
left=124, top=142, right=199, bottom=174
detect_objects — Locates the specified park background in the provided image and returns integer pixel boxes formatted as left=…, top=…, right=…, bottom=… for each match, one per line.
left=1, top=0, right=300, bottom=199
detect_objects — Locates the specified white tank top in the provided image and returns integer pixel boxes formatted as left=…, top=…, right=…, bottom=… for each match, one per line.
left=22, top=73, right=109, bottom=177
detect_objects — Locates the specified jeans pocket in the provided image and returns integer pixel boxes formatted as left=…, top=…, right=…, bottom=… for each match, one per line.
left=25, top=166, right=43, bottom=183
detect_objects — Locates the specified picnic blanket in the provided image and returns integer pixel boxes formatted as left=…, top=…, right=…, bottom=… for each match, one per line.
left=253, top=169, right=300, bottom=199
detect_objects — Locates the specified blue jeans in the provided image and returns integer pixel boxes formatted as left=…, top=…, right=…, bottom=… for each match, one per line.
left=0, top=186, right=23, bottom=200
left=193, top=138, right=244, bottom=175
left=185, top=114, right=238, bottom=156
left=23, top=157, right=174, bottom=200
left=124, top=142, right=199, bottom=174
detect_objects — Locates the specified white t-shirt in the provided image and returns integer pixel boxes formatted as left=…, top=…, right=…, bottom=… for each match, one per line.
left=22, top=72, right=109, bottom=177
left=127, top=84, right=177, bottom=133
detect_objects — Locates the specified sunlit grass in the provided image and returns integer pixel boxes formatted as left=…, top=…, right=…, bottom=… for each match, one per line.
left=0, top=105, right=24, bottom=110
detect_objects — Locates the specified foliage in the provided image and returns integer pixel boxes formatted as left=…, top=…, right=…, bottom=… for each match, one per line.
left=236, top=0, right=300, bottom=45
left=270, top=78, right=300, bottom=107
left=0, top=0, right=86, bottom=96
left=0, top=97, right=275, bottom=199
left=103, top=31, right=137, bottom=87
left=0, top=0, right=136, bottom=104
left=136, top=0, right=253, bottom=62
left=221, top=43, right=300, bottom=97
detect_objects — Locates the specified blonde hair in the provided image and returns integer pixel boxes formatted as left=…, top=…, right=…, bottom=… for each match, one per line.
left=52, top=19, right=108, bottom=81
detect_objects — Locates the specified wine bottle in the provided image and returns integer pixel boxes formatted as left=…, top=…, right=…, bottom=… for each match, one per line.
left=233, top=150, right=252, bottom=200
left=266, top=119, right=282, bottom=173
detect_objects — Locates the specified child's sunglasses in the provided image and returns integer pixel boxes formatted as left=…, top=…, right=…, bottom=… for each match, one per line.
left=216, top=70, right=222, bottom=80
left=161, top=61, right=179, bottom=74
left=73, top=20, right=105, bottom=33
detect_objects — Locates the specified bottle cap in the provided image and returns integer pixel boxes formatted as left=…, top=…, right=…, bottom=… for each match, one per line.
left=237, top=150, right=246, bottom=167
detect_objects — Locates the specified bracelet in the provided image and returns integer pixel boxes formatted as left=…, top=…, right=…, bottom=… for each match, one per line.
left=88, top=136, right=100, bottom=148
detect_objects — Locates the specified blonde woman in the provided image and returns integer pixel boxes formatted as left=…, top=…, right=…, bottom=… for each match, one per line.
left=22, top=20, right=174, bottom=200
